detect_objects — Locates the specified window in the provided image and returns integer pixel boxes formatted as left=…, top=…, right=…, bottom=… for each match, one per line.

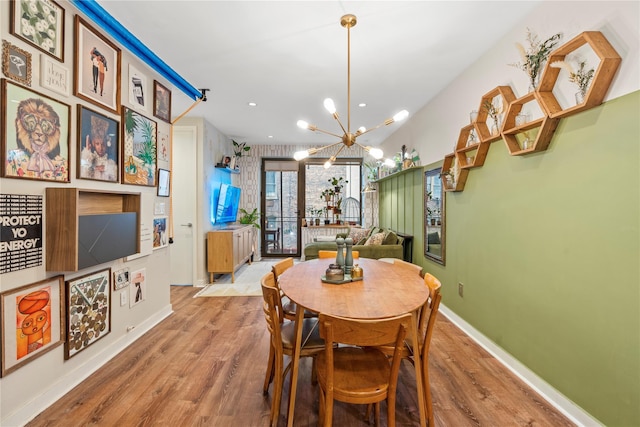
left=265, top=171, right=277, bottom=200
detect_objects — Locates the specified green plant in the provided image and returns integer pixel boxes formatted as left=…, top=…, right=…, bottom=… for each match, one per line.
left=320, top=188, right=335, bottom=200
left=509, top=28, right=562, bottom=88
left=364, top=161, right=378, bottom=182
left=550, top=59, right=595, bottom=96
left=232, top=140, right=250, bottom=158
left=238, top=208, right=260, bottom=229
left=329, top=177, right=347, bottom=187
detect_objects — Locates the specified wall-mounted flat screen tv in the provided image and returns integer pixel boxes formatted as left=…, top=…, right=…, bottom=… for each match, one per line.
left=215, top=183, right=241, bottom=223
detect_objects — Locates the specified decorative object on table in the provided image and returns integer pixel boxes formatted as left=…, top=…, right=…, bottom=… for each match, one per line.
left=325, top=264, right=345, bottom=281
left=2, top=40, right=32, bottom=86
left=293, top=14, right=407, bottom=167
left=344, top=237, right=354, bottom=275
left=121, top=106, right=157, bottom=186
left=74, top=16, right=121, bottom=114
left=65, top=268, right=110, bottom=359
left=0, top=275, right=65, bottom=377
left=335, top=237, right=345, bottom=268
left=509, top=28, right=562, bottom=92
left=10, top=0, right=65, bottom=61
left=77, top=105, right=119, bottom=182
left=1, top=79, right=70, bottom=182
left=549, top=59, right=595, bottom=105
left=351, top=264, right=363, bottom=278
left=482, top=98, right=503, bottom=136
left=153, top=80, right=171, bottom=123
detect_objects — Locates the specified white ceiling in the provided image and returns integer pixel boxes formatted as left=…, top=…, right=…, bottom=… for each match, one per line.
left=96, top=1, right=539, bottom=147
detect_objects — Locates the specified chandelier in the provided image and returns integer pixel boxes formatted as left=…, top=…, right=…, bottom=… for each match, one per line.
left=293, top=14, right=408, bottom=168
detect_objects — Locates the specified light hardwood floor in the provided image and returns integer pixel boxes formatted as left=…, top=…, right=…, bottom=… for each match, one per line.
left=27, top=286, right=575, bottom=426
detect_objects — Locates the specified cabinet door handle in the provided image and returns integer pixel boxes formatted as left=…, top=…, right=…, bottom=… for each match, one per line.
left=181, top=223, right=192, bottom=227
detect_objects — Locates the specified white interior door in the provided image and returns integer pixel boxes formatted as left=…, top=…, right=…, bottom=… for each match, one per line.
left=170, top=126, right=197, bottom=286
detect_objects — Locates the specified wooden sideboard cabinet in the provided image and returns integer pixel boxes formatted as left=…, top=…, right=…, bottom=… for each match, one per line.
left=207, top=225, right=254, bottom=283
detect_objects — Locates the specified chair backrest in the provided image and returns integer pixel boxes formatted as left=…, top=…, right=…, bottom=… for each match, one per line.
left=271, top=257, right=294, bottom=281
left=317, top=250, right=360, bottom=259
left=261, top=272, right=283, bottom=345
left=391, top=259, right=423, bottom=276
left=419, top=273, right=442, bottom=359
left=318, top=312, right=411, bottom=397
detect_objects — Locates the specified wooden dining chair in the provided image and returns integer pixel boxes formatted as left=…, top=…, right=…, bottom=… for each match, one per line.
left=260, top=272, right=325, bottom=427
left=315, top=312, right=412, bottom=427
left=317, top=250, right=360, bottom=259
left=272, top=257, right=317, bottom=321
left=370, top=272, right=442, bottom=426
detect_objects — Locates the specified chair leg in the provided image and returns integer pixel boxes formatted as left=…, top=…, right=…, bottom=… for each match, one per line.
left=387, top=394, right=397, bottom=427
left=271, top=354, right=284, bottom=427
left=324, top=388, right=334, bottom=427
left=423, top=367, right=434, bottom=427
left=374, top=402, right=381, bottom=427
left=263, top=343, right=275, bottom=394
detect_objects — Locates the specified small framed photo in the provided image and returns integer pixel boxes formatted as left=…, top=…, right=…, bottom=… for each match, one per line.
left=128, top=64, right=148, bottom=110
left=10, top=0, right=65, bottom=62
left=153, top=80, right=171, bottom=123
left=2, top=40, right=32, bottom=86
left=130, top=268, right=146, bottom=308
left=65, top=268, right=111, bottom=359
left=1, top=78, right=70, bottom=182
left=74, top=15, right=121, bottom=114
left=157, top=168, right=170, bottom=197
left=121, top=106, right=157, bottom=186
left=1, top=276, right=65, bottom=377
left=221, top=154, right=232, bottom=168
left=77, top=105, right=119, bottom=182
left=40, top=55, right=70, bottom=96
left=153, top=216, right=168, bottom=249
left=113, top=267, right=130, bottom=290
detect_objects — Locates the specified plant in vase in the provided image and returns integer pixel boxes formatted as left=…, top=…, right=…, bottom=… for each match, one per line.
left=550, top=59, right=595, bottom=105
left=509, top=28, right=562, bottom=92
left=238, top=208, right=260, bottom=229
left=232, top=140, right=250, bottom=169
left=482, top=99, right=503, bottom=136
left=329, top=176, right=347, bottom=193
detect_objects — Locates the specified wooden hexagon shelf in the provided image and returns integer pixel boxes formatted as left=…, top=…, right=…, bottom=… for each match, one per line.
left=502, top=92, right=560, bottom=156
left=441, top=153, right=468, bottom=192
left=538, top=31, right=621, bottom=119
left=476, top=85, right=516, bottom=143
left=455, top=124, right=488, bottom=169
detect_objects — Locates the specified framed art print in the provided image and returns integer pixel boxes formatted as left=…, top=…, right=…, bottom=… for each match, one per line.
left=130, top=268, right=146, bottom=308
left=77, top=105, right=119, bottom=182
left=74, top=15, right=121, bottom=114
left=65, top=268, right=111, bottom=359
left=152, top=216, right=168, bottom=249
left=2, top=40, right=32, bottom=86
left=128, top=64, right=148, bottom=110
left=113, top=267, right=130, bottom=291
left=153, top=80, right=171, bottom=123
left=40, top=55, right=70, bottom=96
left=157, top=168, right=170, bottom=197
left=121, top=107, right=157, bottom=186
left=1, top=78, right=70, bottom=182
left=10, top=0, right=65, bottom=61
left=1, top=275, right=65, bottom=377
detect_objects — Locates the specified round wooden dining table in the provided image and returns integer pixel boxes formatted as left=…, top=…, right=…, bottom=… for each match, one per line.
left=278, top=257, right=429, bottom=427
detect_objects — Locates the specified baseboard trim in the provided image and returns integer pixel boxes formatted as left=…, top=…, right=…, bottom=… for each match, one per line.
left=3, top=304, right=174, bottom=427
left=439, top=305, right=602, bottom=427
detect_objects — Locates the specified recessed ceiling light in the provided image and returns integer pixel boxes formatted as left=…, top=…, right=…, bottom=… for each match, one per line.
left=248, top=102, right=257, bottom=107
left=358, top=103, right=366, bottom=107
left=268, top=135, right=273, bottom=138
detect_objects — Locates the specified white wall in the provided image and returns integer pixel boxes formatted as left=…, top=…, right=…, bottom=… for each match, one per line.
left=0, top=1, right=173, bottom=425
left=381, top=1, right=640, bottom=164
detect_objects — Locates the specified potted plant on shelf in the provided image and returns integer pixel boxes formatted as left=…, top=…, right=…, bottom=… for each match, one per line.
left=232, top=140, right=250, bottom=169
left=509, top=28, right=562, bottom=92
left=550, top=59, right=595, bottom=105
left=320, top=188, right=334, bottom=202
left=329, top=177, right=347, bottom=193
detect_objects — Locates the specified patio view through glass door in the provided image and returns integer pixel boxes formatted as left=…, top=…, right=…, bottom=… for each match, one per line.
left=261, top=159, right=301, bottom=257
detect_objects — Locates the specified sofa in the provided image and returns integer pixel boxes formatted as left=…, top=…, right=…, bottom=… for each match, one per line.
left=303, top=227, right=406, bottom=261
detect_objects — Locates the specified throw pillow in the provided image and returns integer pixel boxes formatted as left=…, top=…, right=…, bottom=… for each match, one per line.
left=364, top=232, right=385, bottom=246
left=383, top=230, right=398, bottom=245
left=348, top=227, right=370, bottom=245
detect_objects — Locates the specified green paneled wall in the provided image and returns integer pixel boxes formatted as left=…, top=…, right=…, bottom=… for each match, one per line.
left=379, top=91, right=640, bottom=427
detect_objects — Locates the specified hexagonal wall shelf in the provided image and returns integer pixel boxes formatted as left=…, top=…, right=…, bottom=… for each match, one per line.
left=476, top=85, right=516, bottom=143
left=441, top=153, right=468, bottom=192
left=455, top=124, right=488, bottom=169
left=502, top=92, right=560, bottom=155
left=538, top=31, right=621, bottom=119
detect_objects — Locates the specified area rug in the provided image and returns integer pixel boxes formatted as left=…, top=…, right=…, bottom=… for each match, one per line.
left=194, top=261, right=277, bottom=297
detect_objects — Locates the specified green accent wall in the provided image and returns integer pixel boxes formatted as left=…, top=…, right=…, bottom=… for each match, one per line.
left=379, top=91, right=639, bottom=427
